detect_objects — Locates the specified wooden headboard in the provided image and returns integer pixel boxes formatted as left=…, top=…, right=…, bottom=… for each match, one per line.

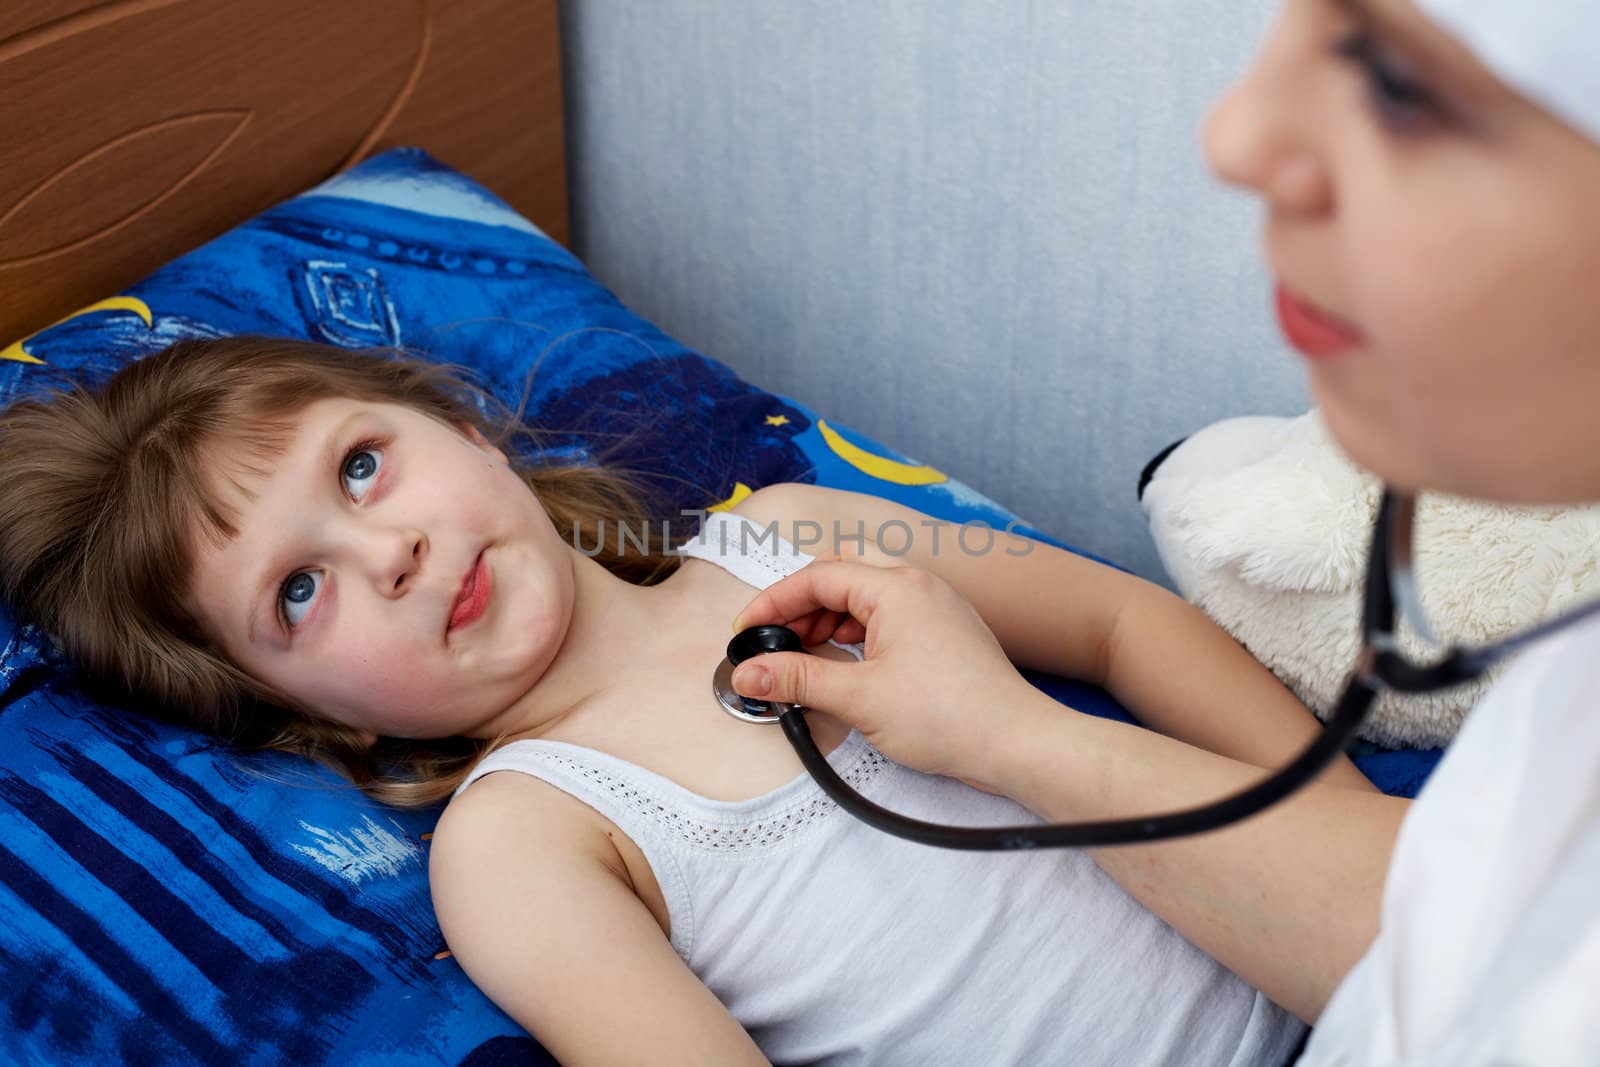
left=0, top=0, right=568, bottom=346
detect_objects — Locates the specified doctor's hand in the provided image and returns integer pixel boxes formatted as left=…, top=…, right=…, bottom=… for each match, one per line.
left=729, top=558, right=1045, bottom=792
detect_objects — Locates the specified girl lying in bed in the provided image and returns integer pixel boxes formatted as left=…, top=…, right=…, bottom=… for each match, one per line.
left=0, top=336, right=1378, bottom=1066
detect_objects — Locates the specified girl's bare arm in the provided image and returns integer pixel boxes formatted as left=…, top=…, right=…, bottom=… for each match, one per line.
left=1097, top=580, right=1376, bottom=790
left=430, top=773, right=770, bottom=1066
left=750, top=482, right=1371, bottom=789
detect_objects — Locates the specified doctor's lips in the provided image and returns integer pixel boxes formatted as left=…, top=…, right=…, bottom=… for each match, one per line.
left=447, top=551, right=491, bottom=632
left=1274, top=283, right=1364, bottom=359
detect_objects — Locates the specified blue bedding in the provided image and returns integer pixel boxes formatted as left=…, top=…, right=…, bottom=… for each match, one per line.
left=0, top=148, right=1442, bottom=1064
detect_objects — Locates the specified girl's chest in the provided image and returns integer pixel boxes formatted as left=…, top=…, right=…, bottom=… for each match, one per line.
left=546, top=556, right=857, bottom=805
left=541, top=558, right=858, bottom=941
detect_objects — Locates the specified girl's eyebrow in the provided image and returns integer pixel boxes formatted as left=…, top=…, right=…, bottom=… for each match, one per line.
left=245, top=581, right=273, bottom=645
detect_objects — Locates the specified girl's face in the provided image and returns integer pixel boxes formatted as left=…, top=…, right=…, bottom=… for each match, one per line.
left=187, top=397, right=576, bottom=741
left=1205, top=0, right=1600, bottom=503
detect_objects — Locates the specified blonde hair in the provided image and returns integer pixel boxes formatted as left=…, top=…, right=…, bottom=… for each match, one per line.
left=0, top=336, right=687, bottom=808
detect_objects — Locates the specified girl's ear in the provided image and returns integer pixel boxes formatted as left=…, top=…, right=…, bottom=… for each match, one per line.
left=460, top=423, right=509, bottom=465
left=355, top=729, right=380, bottom=749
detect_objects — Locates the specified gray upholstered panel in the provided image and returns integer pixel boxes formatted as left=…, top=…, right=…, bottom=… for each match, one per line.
left=559, top=0, right=1309, bottom=587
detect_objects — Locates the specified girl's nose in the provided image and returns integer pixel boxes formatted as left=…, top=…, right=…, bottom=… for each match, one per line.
left=1203, top=39, right=1334, bottom=218
left=373, top=527, right=428, bottom=597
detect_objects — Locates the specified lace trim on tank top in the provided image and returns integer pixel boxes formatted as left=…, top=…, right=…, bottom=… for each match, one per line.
left=678, top=510, right=865, bottom=660
left=486, top=736, right=890, bottom=855
left=676, top=512, right=814, bottom=580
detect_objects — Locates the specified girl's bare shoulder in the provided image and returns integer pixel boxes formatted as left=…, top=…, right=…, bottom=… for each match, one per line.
left=431, top=767, right=621, bottom=880
left=727, top=481, right=944, bottom=567
left=729, top=481, right=874, bottom=524
left=727, top=482, right=912, bottom=545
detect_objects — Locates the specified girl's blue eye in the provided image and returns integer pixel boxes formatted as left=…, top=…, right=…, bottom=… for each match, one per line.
left=1334, top=31, right=1439, bottom=133
left=276, top=440, right=384, bottom=631
left=280, top=570, right=320, bottom=628
left=342, top=444, right=383, bottom=499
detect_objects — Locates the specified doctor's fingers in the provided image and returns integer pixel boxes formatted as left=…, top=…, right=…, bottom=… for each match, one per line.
left=788, top=608, right=860, bottom=648
left=802, top=540, right=893, bottom=643
left=731, top=558, right=933, bottom=637
left=729, top=648, right=873, bottom=722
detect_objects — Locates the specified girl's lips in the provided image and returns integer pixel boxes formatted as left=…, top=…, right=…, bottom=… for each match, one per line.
left=1274, top=283, right=1364, bottom=360
left=448, top=552, right=490, bottom=632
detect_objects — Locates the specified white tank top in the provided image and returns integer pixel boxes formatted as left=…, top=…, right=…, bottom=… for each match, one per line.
left=455, top=511, right=1305, bottom=1066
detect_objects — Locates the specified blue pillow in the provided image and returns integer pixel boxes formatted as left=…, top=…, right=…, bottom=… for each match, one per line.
left=0, top=148, right=1435, bottom=1065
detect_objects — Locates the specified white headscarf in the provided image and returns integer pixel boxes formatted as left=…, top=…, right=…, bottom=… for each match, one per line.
left=1416, top=0, right=1600, bottom=145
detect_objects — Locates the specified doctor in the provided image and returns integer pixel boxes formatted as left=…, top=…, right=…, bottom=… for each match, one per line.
left=730, top=1, right=1600, bottom=1061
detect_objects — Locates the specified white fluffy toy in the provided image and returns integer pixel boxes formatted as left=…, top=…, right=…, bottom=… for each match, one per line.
left=1139, top=409, right=1600, bottom=749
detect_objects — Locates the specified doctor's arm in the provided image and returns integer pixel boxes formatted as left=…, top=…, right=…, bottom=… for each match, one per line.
left=988, top=696, right=1405, bottom=1024
left=732, top=483, right=1406, bottom=1023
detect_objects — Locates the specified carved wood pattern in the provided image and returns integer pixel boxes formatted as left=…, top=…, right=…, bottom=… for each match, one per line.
left=0, top=0, right=192, bottom=65
left=0, top=110, right=253, bottom=268
left=0, top=0, right=567, bottom=345
left=339, top=3, right=432, bottom=172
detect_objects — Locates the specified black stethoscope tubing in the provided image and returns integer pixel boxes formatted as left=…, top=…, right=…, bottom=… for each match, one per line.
left=726, top=489, right=1600, bottom=850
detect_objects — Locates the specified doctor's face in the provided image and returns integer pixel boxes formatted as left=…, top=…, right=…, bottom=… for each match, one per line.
left=1204, top=0, right=1600, bottom=504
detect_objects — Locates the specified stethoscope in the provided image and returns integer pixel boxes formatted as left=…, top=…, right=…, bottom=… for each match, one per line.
left=713, top=488, right=1600, bottom=850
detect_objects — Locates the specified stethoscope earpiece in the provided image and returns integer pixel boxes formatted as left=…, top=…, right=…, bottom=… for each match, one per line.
left=713, top=625, right=806, bottom=724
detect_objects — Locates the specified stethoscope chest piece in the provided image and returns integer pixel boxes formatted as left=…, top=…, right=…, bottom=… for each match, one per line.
left=714, top=624, right=807, bottom=724
left=713, top=657, right=784, bottom=724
